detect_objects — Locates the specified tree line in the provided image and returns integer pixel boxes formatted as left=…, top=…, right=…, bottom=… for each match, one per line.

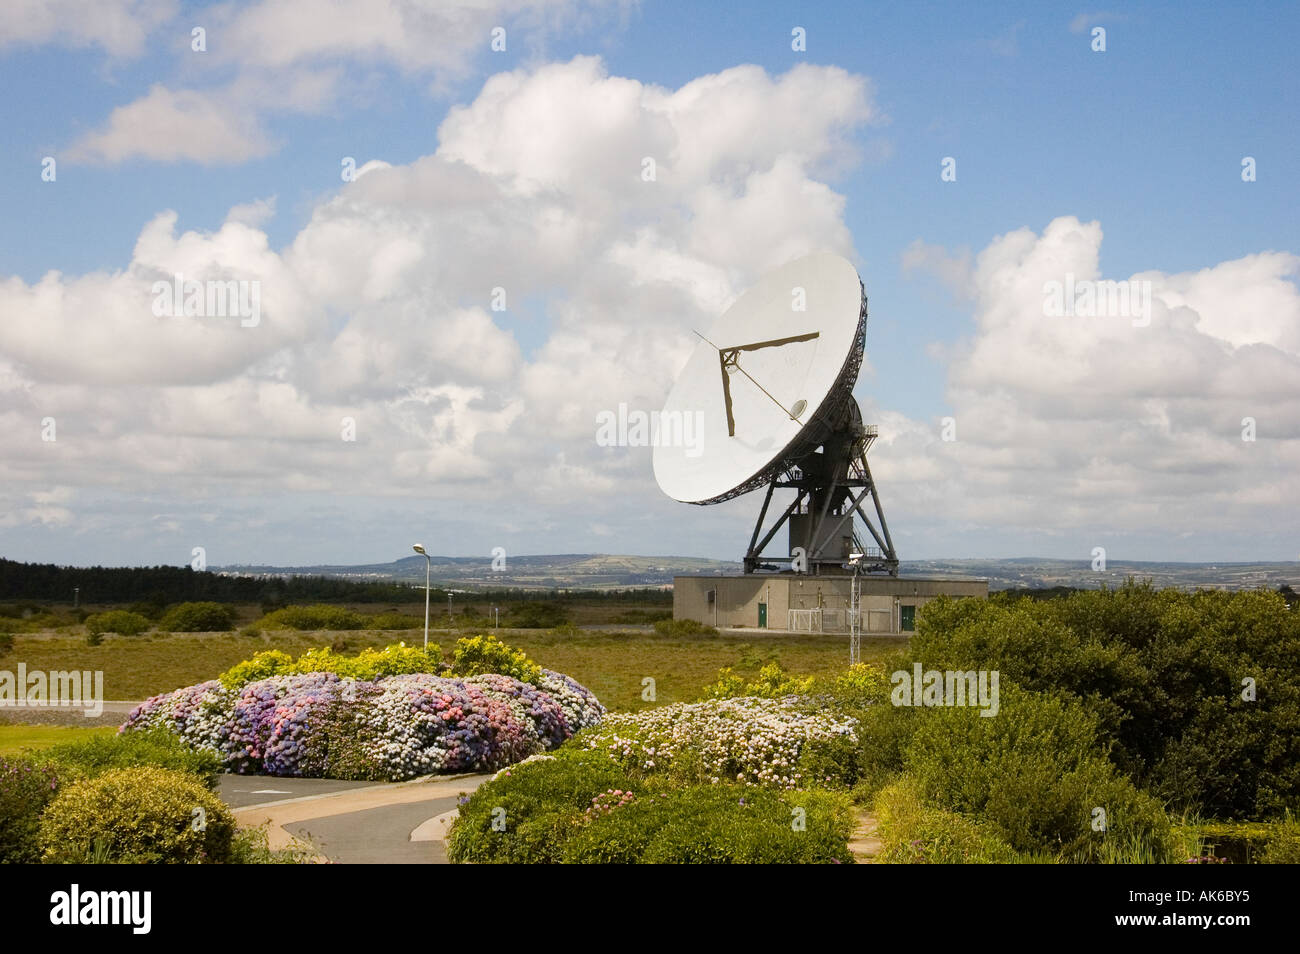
left=0, top=558, right=429, bottom=605
left=0, top=558, right=675, bottom=607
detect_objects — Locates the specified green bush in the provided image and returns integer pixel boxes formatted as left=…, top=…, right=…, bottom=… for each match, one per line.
left=126, top=600, right=167, bottom=621
left=1260, top=814, right=1300, bottom=864
left=258, top=604, right=365, bottom=631
left=217, top=643, right=443, bottom=688
left=287, top=643, right=442, bottom=680
left=911, top=583, right=1300, bottom=819
left=905, top=686, right=1179, bottom=862
left=701, top=667, right=745, bottom=699
left=702, top=662, right=815, bottom=700
left=505, top=602, right=570, bottom=629
left=448, top=750, right=628, bottom=863
left=347, top=643, right=442, bottom=678
left=159, top=601, right=236, bottom=632
left=654, top=618, right=719, bottom=637
left=797, top=732, right=866, bottom=792
left=820, top=662, right=894, bottom=708
left=560, top=785, right=854, bottom=864
left=0, top=756, right=62, bottom=863
left=874, top=777, right=1040, bottom=864
left=448, top=750, right=854, bottom=864
left=84, top=609, right=151, bottom=636
left=219, top=649, right=294, bottom=688
left=39, top=766, right=235, bottom=863
left=450, top=634, right=541, bottom=684
left=45, top=728, right=221, bottom=790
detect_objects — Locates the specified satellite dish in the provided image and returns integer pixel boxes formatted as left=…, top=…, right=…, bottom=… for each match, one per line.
left=653, top=251, right=898, bottom=576
left=655, top=252, right=865, bottom=504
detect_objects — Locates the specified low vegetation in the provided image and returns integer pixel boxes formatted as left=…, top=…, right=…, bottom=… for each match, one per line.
left=84, top=609, right=151, bottom=637
left=160, top=601, right=237, bottom=633
left=6, top=579, right=1295, bottom=865
left=450, top=583, right=1299, bottom=864
left=39, top=766, right=236, bottom=864
left=0, top=729, right=308, bottom=864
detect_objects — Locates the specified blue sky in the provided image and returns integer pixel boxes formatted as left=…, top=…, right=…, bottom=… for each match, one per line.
left=1, top=1, right=1297, bottom=567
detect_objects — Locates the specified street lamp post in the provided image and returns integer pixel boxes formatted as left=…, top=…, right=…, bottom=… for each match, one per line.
left=412, top=544, right=432, bottom=653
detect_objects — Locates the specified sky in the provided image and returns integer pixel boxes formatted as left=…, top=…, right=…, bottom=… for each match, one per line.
left=0, top=0, right=1297, bottom=568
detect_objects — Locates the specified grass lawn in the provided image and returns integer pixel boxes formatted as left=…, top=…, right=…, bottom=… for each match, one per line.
left=506, top=631, right=902, bottom=710
left=6, top=630, right=903, bottom=711
left=0, top=724, right=115, bottom=757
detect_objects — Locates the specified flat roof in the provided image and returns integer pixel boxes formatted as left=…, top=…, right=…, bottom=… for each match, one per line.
left=672, top=574, right=988, bottom=583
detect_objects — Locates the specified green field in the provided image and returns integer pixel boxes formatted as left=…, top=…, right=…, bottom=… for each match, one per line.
left=5, top=629, right=897, bottom=711
left=0, top=724, right=115, bottom=756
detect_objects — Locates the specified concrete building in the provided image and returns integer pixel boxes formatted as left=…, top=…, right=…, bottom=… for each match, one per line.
left=673, top=574, right=988, bottom=634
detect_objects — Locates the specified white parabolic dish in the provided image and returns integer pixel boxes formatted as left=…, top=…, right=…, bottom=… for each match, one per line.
left=654, top=251, right=866, bottom=505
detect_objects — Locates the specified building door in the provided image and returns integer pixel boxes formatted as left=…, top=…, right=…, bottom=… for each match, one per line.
left=758, top=602, right=767, bottom=628
left=899, top=604, right=915, bottom=632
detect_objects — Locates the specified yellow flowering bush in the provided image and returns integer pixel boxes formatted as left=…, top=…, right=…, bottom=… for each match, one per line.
left=39, top=766, right=235, bottom=863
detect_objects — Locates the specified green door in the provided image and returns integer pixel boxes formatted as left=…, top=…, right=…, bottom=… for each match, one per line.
left=900, top=605, right=915, bottom=632
left=758, top=603, right=767, bottom=628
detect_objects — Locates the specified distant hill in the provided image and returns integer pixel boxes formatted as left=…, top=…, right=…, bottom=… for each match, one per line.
left=217, top=553, right=741, bottom=591
left=216, top=554, right=1300, bottom=593
left=903, top=557, right=1298, bottom=592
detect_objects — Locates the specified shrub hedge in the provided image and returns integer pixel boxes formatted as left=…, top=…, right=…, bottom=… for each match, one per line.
left=159, top=601, right=236, bottom=633
left=45, top=728, right=222, bottom=790
left=38, top=766, right=235, bottom=864
left=904, top=685, right=1180, bottom=862
left=0, top=756, right=62, bottom=863
left=873, top=777, right=1042, bottom=864
left=913, top=583, right=1300, bottom=819
left=447, top=750, right=854, bottom=864
left=84, top=609, right=151, bottom=636
left=449, top=634, right=542, bottom=684
left=257, top=604, right=366, bottom=631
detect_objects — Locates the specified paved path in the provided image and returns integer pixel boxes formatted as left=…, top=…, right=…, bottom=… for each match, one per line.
left=223, top=773, right=490, bottom=864
left=219, top=775, right=379, bottom=809
left=848, top=810, right=882, bottom=863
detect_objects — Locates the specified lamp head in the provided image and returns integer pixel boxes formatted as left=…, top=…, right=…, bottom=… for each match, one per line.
left=412, top=544, right=426, bottom=555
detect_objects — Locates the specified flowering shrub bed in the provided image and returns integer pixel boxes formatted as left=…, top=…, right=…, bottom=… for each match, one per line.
left=537, top=668, right=605, bottom=730
left=122, top=665, right=604, bottom=781
left=466, top=673, right=570, bottom=748
left=579, top=696, right=858, bottom=789
left=447, top=747, right=856, bottom=864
